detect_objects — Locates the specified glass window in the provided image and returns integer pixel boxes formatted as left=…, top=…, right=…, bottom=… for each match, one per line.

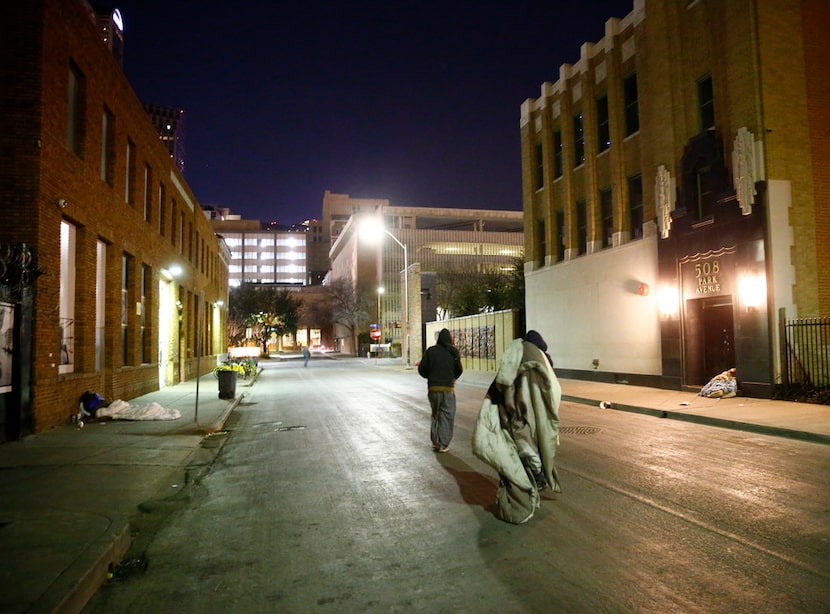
left=534, top=142, right=544, bottom=190
left=95, top=240, right=106, bottom=371
left=600, top=188, right=613, bottom=248
left=698, top=75, right=715, bottom=131
left=624, top=73, right=639, bottom=136
left=536, top=219, right=545, bottom=267
left=67, top=63, right=85, bottom=156
left=597, top=95, right=610, bottom=152
left=101, top=108, right=114, bottom=185
left=628, top=174, right=644, bottom=239
left=125, top=139, right=136, bottom=205
left=556, top=211, right=566, bottom=262
left=59, top=221, right=77, bottom=374
left=143, top=165, right=152, bottom=222
left=576, top=200, right=587, bottom=255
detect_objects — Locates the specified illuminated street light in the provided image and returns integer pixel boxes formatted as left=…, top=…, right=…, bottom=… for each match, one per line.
left=360, top=217, right=411, bottom=368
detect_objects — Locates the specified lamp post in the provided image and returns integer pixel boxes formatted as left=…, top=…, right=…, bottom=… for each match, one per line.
left=360, top=218, right=411, bottom=368
left=376, top=285, right=384, bottom=363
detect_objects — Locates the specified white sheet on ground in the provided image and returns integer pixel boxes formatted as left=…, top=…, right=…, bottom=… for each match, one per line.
left=97, top=400, right=181, bottom=420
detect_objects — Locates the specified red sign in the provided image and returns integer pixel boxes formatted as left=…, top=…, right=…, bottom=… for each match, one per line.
left=370, top=328, right=381, bottom=340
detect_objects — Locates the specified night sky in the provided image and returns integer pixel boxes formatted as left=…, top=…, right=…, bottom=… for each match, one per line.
left=113, top=1, right=633, bottom=225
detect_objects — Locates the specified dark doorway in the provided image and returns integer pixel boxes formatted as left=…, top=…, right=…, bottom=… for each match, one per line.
left=684, top=296, right=735, bottom=387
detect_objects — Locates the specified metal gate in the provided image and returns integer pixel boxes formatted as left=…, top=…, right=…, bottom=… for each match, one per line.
left=780, top=309, right=830, bottom=404
left=0, top=243, right=38, bottom=442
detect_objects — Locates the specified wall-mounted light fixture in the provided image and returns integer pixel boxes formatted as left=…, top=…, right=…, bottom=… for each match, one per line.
left=658, top=286, right=679, bottom=319
left=638, top=282, right=650, bottom=296
left=214, top=300, right=224, bottom=307
left=739, top=273, right=766, bottom=312
left=57, top=198, right=68, bottom=209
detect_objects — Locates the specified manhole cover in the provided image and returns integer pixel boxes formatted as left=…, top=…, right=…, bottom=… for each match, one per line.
left=560, top=426, right=601, bottom=435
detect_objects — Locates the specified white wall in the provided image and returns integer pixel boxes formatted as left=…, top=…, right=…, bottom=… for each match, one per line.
left=525, top=235, right=662, bottom=375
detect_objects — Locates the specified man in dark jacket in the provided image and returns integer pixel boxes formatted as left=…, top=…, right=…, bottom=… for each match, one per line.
left=418, top=328, right=463, bottom=452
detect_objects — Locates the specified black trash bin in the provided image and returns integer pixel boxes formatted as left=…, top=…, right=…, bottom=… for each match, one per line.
left=217, top=370, right=237, bottom=399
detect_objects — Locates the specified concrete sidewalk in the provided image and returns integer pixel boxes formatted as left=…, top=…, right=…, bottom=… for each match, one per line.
left=1, top=363, right=828, bottom=613
left=0, top=370, right=252, bottom=614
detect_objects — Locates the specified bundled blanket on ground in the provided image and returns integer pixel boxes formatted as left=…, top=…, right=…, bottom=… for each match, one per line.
left=96, top=400, right=181, bottom=421
left=472, top=337, right=561, bottom=524
left=698, top=368, right=738, bottom=398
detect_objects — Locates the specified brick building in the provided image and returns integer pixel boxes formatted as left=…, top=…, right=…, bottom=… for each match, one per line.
left=521, top=0, right=829, bottom=397
left=0, top=0, right=229, bottom=440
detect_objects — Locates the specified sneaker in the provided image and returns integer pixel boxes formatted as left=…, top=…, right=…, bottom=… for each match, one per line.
left=437, top=446, right=450, bottom=453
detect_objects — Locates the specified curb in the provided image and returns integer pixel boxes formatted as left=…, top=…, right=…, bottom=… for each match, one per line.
left=563, top=395, right=830, bottom=446
left=32, top=516, right=131, bottom=614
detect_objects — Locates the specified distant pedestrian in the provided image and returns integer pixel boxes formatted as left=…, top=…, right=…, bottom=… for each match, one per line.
left=418, top=328, right=463, bottom=452
left=302, top=345, right=311, bottom=367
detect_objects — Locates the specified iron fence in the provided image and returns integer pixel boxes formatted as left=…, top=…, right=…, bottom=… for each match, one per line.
left=780, top=311, right=830, bottom=404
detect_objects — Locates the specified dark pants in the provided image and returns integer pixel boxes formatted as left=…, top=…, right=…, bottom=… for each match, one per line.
left=428, top=390, right=456, bottom=449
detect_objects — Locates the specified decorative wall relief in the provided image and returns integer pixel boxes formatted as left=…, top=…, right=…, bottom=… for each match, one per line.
left=732, top=126, right=757, bottom=216
left=655, top=165, right=676, bottom=239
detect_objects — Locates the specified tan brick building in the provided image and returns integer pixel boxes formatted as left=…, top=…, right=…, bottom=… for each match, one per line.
left=521, top=0, right=828, bottom=397
left=0, top=0, right=229, bottom=439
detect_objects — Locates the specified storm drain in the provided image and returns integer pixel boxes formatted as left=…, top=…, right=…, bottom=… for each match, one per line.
left=560, top=426, right=601, bottom=435
left=275, top=426, right=306, bottom=432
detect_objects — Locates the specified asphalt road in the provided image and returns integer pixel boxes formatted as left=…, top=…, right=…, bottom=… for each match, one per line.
left=84, top=357, right=830, bottom=613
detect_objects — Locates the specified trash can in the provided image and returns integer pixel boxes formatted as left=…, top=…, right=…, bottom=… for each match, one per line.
left=217, top=370, right=237, bottom=399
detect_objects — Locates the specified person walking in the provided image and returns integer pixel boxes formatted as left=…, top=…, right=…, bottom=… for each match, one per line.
left=418, top=328, right=463, bottom=452
left=302, top=345, right=311, bottom=367
left=472, top=330, right=561, bottom=524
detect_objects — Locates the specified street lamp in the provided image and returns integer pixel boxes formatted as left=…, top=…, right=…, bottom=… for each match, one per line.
left=376, top=286, right=384, bottom=363
left=360, top=217, right=411, bottom=368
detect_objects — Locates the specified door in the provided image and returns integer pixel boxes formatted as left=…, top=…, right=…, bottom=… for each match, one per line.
left=684, top=296, right=736, bottom=387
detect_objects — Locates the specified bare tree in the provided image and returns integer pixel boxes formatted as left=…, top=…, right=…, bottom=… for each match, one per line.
left=326, top=277, right=369, bottom=355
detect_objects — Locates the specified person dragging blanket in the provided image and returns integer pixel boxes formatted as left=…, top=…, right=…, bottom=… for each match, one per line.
left=472, top=330, right=562, bottom=524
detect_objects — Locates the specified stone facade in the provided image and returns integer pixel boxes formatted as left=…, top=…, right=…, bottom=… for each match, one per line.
left=520, top=0, right=828, bottom=396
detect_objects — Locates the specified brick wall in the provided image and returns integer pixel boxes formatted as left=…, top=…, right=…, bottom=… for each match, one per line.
left=1, top=0, right=228, bottom=432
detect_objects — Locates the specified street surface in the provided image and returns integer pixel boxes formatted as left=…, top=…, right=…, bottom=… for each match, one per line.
left=84, top=357, right=830, bottom=613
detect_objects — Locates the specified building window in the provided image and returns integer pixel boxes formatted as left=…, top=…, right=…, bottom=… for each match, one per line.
left=553, top=130, right=563, bottom=178
left=95, top=240, right=106, bottom=371
left=597, top=95, right=610, bottom=152
left=67, top=62, right=85, bottom=157
left=143, top=165, right=152, bottom=222
left=158, top=183, right=166, bottom=236
left=101, top=108, right=115, bottom=185
left=122, top=253, right=130, bottom=366
left=628, top=174, right=644, bottom=239
left=576, top=200, right=588, bottom=255
left=536, top=219, right=545, bottom=267
left=694, top=163, right=715, bottom=219
left=555, top=210, right=566, bottom=262
left=573, top=113, right=585, bottom=166
left=170, top=200, right=177, bottom=247
left=698, top=74, right=715, bottom=131
left=624, top=73, right=639, bottom=136
left=125, top=138, right=136, bottom=206
left=59, top=221, right=76, bottom=374
left=534, top=142, right=544, bottom=190
left=600, top=188, right=613, bottom=248
left=141, top=264, right=151, bottom=364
